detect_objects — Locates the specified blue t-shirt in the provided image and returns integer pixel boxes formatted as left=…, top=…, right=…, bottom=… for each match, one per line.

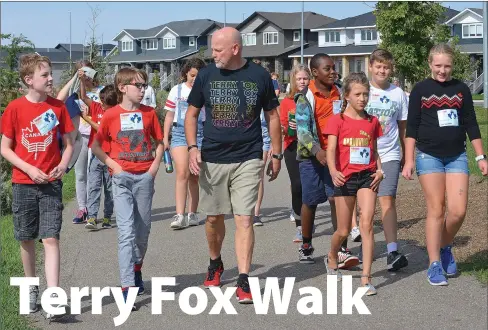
left=272, top=79, right=279, bottom=91
left=187, top=61, right=279, bottom=163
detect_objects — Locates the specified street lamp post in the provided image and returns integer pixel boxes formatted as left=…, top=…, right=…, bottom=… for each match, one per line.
left=69, top=11, right=72, bottom=70
left=300, top=2, right=304, bottom=65
left=483, top=1, right=487, bottom=108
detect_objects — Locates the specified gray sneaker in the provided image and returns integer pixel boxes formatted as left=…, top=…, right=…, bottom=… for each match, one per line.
left=29, top=285, right=39, bottom=313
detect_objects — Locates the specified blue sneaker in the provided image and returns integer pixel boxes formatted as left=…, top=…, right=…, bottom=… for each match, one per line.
left=134, top=270, right=144, bottom=295
left=427, top=261, right=448, bottom=286
left=122, top=289, right=137, bottom=311
left=72, top=209, right=87, bottom=224
left=440, top=245, right=457, bottom=277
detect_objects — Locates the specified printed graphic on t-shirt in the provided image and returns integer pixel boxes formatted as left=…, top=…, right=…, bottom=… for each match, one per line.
left=209, top=81, right=258, bottom=128
left=421, top=94, right=463, bottom=109
left=22, top=117, right=55, bottom=160
left=367, top=94, right=399, bottom=135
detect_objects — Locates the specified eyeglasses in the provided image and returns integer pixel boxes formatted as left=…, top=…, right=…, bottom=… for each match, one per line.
left=125, top=83, right=148, bottom=90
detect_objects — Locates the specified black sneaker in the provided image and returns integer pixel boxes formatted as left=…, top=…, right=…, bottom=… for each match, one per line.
left=387, top=251, right=408, bottom=271
left=299, top=244, right=315, bottom=264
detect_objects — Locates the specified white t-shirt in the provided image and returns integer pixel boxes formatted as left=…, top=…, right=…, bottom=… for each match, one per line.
left=164, top=83, right=205, bottom=123
left=141, top=85, right=156, bottom=108
left=78, top=86, right=103, bottom=135
left=365, top=83, right=408, bottom=163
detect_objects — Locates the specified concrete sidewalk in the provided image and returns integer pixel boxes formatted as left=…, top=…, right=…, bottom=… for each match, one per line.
left=28, top=167, right=487, bottom=330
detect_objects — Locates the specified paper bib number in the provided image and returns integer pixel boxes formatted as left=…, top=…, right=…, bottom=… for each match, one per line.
left=437, top=109, right=458, bottom=127
left=333, top=100, right=342, bottom=115
left=350, top=147, right=371, bottom=165
left=120, top=112, right=143, bottom=131
left=33, top=109, right=59, bottom=135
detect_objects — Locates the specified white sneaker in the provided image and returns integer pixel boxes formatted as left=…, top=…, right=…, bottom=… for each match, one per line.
left=188, top=213, right=199, bottom=226
left=44, top=293, right=70, bottom=323
left=289, top=209, right=295, bottom=222
left=350, top=226, right=361, bottom=242
left=170, top=214, right=188, bottom=229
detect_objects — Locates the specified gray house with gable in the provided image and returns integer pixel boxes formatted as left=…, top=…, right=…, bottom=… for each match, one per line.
left=206, top=11, right=336, bottom=83
left=109, top=19, right=234, bottom=89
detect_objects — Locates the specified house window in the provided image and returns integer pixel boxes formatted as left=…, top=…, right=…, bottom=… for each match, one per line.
left=293, top=31, right=300, bottom=41
left=163, top=37, right=176, bottom=49
left=263, top=32, right=279, bottom=45
left=242, top=33, right=256, bottom=46
left=141, top=39, right=158, bottom=50
left=121, top=40, right=133, bottom=52
left=361, top=29, right=378, bottom=41
left=189, top=36, right=196, bottom=46
left=462, top=23, right=483, bottom=38
left=325, top=31, right=341, bottom=43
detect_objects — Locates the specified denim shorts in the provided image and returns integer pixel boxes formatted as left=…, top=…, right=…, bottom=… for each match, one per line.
left=171, top=124, right=203, bottom=149
left=12, top=180, right=64, bottom=241
left=415, top=149, right=469, bottom=176
left=262, top=125, right=271, bottom=151
left=299, top=158, right=334, bottom=206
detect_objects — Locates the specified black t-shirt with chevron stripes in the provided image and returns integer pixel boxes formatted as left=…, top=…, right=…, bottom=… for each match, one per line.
left=406, top=78, right=481, bottom=158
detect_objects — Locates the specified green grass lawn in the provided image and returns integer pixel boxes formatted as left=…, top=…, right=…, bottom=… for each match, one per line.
left=466, top=107, right=488, bottom=175
left=0, top=170, right=75, bottom=330
left=459, top=107, right=488, bottom=284
left=472, top=94, right=484, bottom=100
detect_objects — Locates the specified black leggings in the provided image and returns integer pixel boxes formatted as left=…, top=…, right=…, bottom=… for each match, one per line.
left=284, top=140, right=302, bottom=222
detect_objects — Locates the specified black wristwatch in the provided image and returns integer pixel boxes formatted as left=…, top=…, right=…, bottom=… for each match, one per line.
left=272, top=153, right=284, bottom=160
left=187, top=144, right=198, bottom=152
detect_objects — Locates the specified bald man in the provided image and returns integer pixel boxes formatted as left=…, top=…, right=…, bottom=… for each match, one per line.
left=185, top=27, right=282, bottom=304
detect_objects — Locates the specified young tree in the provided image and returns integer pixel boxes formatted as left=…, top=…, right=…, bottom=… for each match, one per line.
left=374, top=2, right=475, bottom=86
left=0, top=33, right=34, bottom=213
left=0, top=34, right=35, bottom=107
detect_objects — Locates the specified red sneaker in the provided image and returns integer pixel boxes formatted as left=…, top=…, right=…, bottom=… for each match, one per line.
left=203, top=264, right=224, bottom=288
left=236, top=280, right=253, bottom=304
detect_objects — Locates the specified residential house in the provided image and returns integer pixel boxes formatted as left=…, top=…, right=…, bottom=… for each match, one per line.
left=54, top=43, right=116, bottom=58
left=35, top=43, right=116, bottom=86
left=445, top=8, right=485, bottom=93
left=288, top=8, right=460, bottom=81
left=213, top=11, right=336, bottom=83
left=109, top=19, right=234, bottom=89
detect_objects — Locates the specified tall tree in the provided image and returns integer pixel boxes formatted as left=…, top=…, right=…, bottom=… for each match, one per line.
left=0, top=33, right=34, bottom=212
left=374, top=2, right=476, bottom=86
left=0, top=33, right=35, bottom=107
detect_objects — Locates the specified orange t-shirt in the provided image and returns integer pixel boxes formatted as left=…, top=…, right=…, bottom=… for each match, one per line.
left=95, top=104, right=163, bottom=174
left=309, top=80, right=341, bottom=149
left=1, top=96, right=75, bottom=184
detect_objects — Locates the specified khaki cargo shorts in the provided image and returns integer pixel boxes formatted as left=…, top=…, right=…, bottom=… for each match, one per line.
left=199, top=159, right=264, bottom=216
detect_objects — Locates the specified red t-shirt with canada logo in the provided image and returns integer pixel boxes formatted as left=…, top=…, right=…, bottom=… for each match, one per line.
left=87, top=102, right=110, bottom=152
left=95, top=104, right=163, bottom=174
left=325, top=113, right=383, bottom=181
left=1, top=96, right=75, bottom=184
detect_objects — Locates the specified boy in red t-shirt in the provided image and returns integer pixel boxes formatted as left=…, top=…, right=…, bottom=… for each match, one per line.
left=324, top=72, right=384, bottom=296
left=78, top=71, right=118, bottom=230
left=91, top=67, right=164, bottom=306
left=0, top=54, right=74, bottom=319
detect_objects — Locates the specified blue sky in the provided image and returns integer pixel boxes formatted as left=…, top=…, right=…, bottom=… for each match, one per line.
left=1, top=1, right=483, bottom=48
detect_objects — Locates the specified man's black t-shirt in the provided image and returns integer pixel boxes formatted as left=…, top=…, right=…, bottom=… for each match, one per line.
left=187, top=61, right=279, bottom=164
